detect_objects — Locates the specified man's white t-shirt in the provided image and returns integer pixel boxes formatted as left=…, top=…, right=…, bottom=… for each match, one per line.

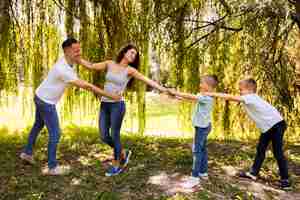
left=241, top=94, right=283, bottom=133
left=35, top=57, right=78, bottom=105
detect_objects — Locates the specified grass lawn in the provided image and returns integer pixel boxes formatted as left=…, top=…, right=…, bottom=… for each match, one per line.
left=0, top=125, right=299, bottom=200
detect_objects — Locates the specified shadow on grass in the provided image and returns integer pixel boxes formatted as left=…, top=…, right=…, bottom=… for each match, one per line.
left=0, top=126, right=299, bottom=200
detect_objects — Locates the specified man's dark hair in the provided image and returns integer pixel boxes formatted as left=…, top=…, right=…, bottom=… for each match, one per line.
left=62, top=38, right=78, bottom=49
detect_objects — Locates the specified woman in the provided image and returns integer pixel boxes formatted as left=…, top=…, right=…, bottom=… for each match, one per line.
left=80, top=44, right=167, bottom=176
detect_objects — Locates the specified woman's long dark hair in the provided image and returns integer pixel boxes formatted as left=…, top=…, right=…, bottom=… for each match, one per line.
left=116, top=43, right=140, bottom=88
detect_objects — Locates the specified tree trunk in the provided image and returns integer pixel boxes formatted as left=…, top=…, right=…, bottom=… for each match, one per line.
left=137, top=0, right=151, bottom=135
left=65, top=0, right=76, bottom=37
left=0, top=0, right=10, bottom=51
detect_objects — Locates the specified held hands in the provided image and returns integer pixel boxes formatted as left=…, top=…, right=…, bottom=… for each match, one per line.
left=157, top=86, right=174, bottom=96
left=167, top=88, right=178, bottom=96
left=96, top=91, right=122, bottom=101
left=164, top=88, right=181, bottom=100
left=112, top=91, right=123, bottom=101
left=111, top=93, right=122, bottom=101
left=157, top=85, right=168, bottom=94
left=155, top=86, right=177, bottom=99
left=73, top=55, right=82, bottom=65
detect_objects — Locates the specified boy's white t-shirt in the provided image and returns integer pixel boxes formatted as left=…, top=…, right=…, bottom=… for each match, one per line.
left=241, top=94, right=283, bottom=133
left=35, top=57, right=78, bottom=105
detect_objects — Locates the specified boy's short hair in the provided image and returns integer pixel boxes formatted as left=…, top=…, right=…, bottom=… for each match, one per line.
left=62, top=38, right=78, bottom=49
left=203, top=75, right=218, bottom=88
left=240, top=78, right=257, bottom=92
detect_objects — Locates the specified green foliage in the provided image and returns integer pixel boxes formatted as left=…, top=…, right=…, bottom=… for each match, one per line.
left=1, top=0, right=300, bottom=136
left=65, top=0, right=76, bottom=37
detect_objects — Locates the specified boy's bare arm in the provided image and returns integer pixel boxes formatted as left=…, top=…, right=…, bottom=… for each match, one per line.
left=202, top=92, right=242, bottom=102
left=168, top=89, right=198, bottom=101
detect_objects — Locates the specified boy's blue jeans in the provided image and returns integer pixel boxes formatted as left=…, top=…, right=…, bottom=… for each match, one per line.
left=24, top=95, right=60, bottom=169
left=192, top=125, right=211, bottom=177
left=99, top=101, right=126, bottom=161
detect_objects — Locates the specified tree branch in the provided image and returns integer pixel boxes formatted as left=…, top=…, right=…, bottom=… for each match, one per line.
left=288, top=0, right=296, bottom=5
left=52, top=0, right=85, bottom=22
left=220, top=25, right=243, bottom=31
left=185, top=28, right=217, bottom=49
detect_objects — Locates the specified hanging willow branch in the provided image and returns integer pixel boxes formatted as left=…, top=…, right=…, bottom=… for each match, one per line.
left=185, top=28, right=217, bottom=49
left=183, top=15, right=242, bottom=49
left=0, top=0, right=11, bottom=51
left=52, top=0, right=94, bottom=26
left=171, top=3, right=256, bottom=49
left=52, top=0, right=79, bottom=18
left=289, top=0, right=296, bottom=4
left=290, top=0, right=300, bottom=29
left=275, top=21, right=296, bottom=64
left=218, top=0, right=232, bottom=14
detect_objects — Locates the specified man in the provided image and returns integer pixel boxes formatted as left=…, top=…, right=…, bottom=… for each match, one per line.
left=20, top=38, right=120, bottom=175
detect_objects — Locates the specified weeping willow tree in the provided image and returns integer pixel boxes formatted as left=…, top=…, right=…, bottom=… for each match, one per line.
left=32, top=1, right=45, bottom=90
left=172, top=3, right=191, bottom=132
left=62, top=0, right=79, bottom=120
left=101, top=0, right=126, bottom=57
left=134, top=0, right=151, bottom=135
left=146, top=0, right=300, bottom=138
left=208, top=29, right=230, bottom=136
left=90, top=1, right=106, bottom=86
left=1, top=0, right=300, bottom=138
left=0, top=0, right=12, bottom=93
left=64, top=0, right=76, bottom=38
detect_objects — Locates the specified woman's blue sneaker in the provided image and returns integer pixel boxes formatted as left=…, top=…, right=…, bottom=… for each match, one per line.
left=120, top=150, right=132, bottom=168
left=105, top=166, right=123, bottom=177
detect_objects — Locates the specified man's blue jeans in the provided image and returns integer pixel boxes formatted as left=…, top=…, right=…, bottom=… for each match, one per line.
left=99, top=101, right=125, bottom=161
left=192, top=125, right=211, bottom=177
left=24, top=95, right=60, bottom=169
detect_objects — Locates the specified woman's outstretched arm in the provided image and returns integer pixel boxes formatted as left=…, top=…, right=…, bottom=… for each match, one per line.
left=128, top=67, right=167, bottom=92
left=79, top=58, right=112, bottom=71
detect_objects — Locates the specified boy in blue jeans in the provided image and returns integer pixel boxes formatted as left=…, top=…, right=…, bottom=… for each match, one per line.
left=168, top=75, right=218, bottom=188
left=204, top=78, right=291, bottom=190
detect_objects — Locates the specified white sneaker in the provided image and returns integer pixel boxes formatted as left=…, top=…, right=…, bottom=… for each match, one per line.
left=42, top=165, right=70, bottom=176
left=20, top=152, right=35, bottom=165
left=181, top=176, right=200, bottom=189
left=199, top=173, right=209, bottom=180
left=239, top=171, right=257, bottom=180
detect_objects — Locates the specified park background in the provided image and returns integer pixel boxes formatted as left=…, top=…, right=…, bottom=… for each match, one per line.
left=0, top=0, right=300, bottom=199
